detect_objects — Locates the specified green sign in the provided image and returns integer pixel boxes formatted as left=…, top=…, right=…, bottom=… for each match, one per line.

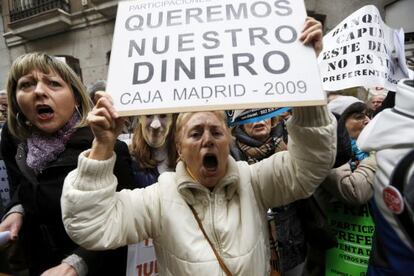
left=325, top=202, right=375, bottom=276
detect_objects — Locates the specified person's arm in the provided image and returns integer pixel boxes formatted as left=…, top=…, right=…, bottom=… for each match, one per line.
left=250, top=105, right=337, bottom=209
left=322, top=153, right=376, bottom=205
left=53, top=141, right=134, bottom=276
left=62, top=92, right=160, bottom=250
left=249, top=18, right=336, bottom=209
left=62, top=150, right=160, bottom=250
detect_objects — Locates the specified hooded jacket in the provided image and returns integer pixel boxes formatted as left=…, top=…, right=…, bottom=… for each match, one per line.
left=62, top=106, right=336, bottom=276
left=358, top=79, right=414, bottom=275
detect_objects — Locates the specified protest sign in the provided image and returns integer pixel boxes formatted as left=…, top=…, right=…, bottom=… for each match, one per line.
left=318, top=5, right=413, bottom=92
left=127, top=239, right=158, bottom=276
left=0, top=160, right=10, bottom=211
left=325, top=202, right=374, bottom=276
left=107, top=0, right=325, bottom=116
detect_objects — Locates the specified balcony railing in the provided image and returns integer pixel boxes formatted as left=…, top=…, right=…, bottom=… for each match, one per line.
left=9, top=0, right=70, bottom=22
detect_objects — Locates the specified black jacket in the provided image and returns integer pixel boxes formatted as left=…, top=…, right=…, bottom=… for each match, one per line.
left=1, top=126, right=134, bottom=276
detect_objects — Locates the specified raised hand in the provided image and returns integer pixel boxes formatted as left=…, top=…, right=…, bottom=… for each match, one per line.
left=300, top=17, right=323, bottom=57
left=87, top=91, right=125, bottom=160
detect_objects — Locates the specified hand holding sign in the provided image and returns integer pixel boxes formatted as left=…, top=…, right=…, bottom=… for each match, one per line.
left=88, top=92, right=125, bottom=161
left=300, top=17, right=323, bottom=57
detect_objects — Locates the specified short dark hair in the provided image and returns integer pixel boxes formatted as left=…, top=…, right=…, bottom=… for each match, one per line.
left=340, top=102, right=368, bottom=123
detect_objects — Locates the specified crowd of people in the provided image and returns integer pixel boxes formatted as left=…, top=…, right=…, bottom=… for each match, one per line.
left=0, top=15, right=412, bottom=276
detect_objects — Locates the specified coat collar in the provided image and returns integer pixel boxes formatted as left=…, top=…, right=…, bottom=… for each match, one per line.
left=176, top=156, right=240, bottom=205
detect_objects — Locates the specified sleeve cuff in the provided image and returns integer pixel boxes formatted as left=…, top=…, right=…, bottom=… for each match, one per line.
left=2, top=204, right=24, bottom=222
left=74, top=149, right=117, bottom=191
left=62, top=254, right=88, bottom=276
left=290, top=105, right=333, bottom=127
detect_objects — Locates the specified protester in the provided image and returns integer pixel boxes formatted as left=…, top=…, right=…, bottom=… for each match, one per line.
left=126, top=113, right=177, bottom=275
left=130, top=114, right=177, bottom=188
left=323, top=102, right=376, bottom=204
left=0, top=53, right=134, bottom=276
left=306, top=102, right=376, bottom=276
left=61, top=17, right=336, bottom=276
left=372, top=90, right=395, bottom=117
left=230, top=112, right=306, bottom=275
left=62, top=102, right=335, bottom=276
left=358, top=79, right=414, bottom=274
left=366, top=87, right=387, bottom=114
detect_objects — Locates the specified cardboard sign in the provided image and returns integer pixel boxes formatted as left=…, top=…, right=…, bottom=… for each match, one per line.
left=318, top=5, right=413, bottom=92
left=107, top=0, right=325, bottom=116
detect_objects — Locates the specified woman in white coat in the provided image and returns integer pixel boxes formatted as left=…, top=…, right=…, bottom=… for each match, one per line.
left=61, top=18, right=337, bottom=276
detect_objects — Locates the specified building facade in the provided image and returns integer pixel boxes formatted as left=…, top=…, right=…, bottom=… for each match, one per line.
left=384, top=0, right=414, bottom=69
left=1, top=0, right=411, bottom=90
left=0, top=0, right=117, bottom=88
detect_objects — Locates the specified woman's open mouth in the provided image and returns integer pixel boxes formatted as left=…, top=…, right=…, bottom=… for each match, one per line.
left=36, top=105, right=54, bottom=120
left=203, top=153, right=218, bottom=172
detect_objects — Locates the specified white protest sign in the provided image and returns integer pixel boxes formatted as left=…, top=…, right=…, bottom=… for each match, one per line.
left=126, top=240, right=158, bottom=276
left=107, top=0, right=325, bottom=116
left=0, top=160, right=10, bottom=209
left=318, top=5, right=411, bottom=92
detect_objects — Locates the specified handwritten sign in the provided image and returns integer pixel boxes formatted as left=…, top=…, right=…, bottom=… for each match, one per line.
left=318, top=5, right=413, bottom=92
left=107, top=0, right=325, bottom=116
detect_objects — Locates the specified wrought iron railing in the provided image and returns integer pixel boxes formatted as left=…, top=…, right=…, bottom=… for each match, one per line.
left=9, top=0, right=70, bottom=22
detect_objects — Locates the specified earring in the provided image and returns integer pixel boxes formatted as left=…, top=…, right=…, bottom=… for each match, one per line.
left=16, top=112, right=31, bottom=127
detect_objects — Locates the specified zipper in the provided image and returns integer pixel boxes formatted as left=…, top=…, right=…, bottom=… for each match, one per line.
left=209, top=192, right=223, bottom=254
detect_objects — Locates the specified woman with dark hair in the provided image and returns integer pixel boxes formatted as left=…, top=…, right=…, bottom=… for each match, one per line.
left=0, top=53, right=134, bottom=276
left=309, top=102, right=376, bottom=276
left=320, top=102, right=376, bottom=205
left=340, top=102, right=370, bottom=140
